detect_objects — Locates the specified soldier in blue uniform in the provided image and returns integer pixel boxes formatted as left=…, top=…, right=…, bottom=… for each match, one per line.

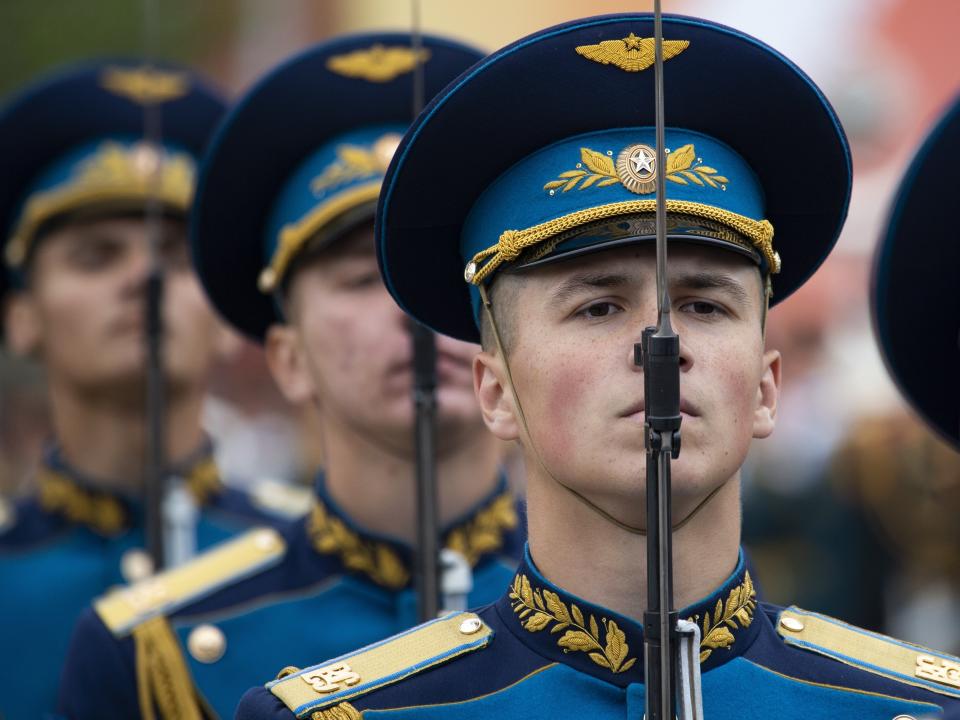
left=237, top=13, right=960, bottom=720
left=56, top=33, right=525, bottom=720
left=873, top=92, right=960, bottom=455
left=0, top=61, right=295, bottom=719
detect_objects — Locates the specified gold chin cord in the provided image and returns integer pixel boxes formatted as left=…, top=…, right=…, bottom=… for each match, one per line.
left=477, top=284, right=723, bottom=536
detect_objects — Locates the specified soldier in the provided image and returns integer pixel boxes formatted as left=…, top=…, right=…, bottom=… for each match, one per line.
left=858, top=91, right=960, bottom=652
left=238, top=13, right=960, bottom=720
left=57, top=34, right=525, bottom=719
left=0, top=62, right=294, bottom=719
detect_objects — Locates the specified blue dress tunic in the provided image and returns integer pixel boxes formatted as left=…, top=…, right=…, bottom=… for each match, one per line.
left=0, top=444, right=285, bottom=720
left=239, top=547, right=960, bottom=720
left=56, top=477, right=525, bottom=719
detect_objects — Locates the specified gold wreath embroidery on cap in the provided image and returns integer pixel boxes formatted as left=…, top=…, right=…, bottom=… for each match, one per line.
left=311, top=133, right=402, bottom=195
left=100, top=66, right=190, bottom=104
left=326, top=44, right=431, bottom=83
left=544, top=144, right=728, bottom=195
left=575, top=33, right=689, bottom=72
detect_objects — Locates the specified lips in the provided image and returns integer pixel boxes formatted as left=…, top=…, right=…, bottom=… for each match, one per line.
left=620, top=397, right=700, bottom=422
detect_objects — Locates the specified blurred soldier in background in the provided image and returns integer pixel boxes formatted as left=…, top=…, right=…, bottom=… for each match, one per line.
left=57, top=34, right=526, bottom=719
left=0, top=61, right=290, bottom=719
left=834, top=91, right=960, bottom=654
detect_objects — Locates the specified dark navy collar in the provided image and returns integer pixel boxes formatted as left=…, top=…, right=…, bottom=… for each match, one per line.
left=495, top=546, right=759, bottom=687
left=305, top=474, right=520, bottom=589
left=36, top=441, right=224, bottom=536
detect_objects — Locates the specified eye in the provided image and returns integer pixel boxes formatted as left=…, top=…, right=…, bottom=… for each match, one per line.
left=68, top=237, right=122, bottom=271
left=680, top=300, right=726, bottom=317
left=343, top=270, right=382, bottom=290
left=578, top=301, right=622, bottom=319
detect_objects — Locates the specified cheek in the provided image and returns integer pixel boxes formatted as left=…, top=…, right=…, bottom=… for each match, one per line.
left=523, top=342, right=598, bottom=459
left=36, top=276, right=110, bottom=350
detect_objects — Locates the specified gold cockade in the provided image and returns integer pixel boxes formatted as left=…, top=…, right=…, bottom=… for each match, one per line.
left=575, top=33, right=689, bottom=72
left=7, top=142, right=195, bottom=267
left=326, top=44, right=431, bottom=83
left=310, top=133, right=401, bottom=196
left=100, top=66, right=190, bottom=105
left=544, top=144, right=728, bottom=196
left=510, top=574, right=637, bottom=674
left=687, top=570, right=756, bottom=663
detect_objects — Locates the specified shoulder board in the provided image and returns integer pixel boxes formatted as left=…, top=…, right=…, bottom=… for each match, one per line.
left=250, top=479, right=313, bottom=518
left=268, top=612, right=493, bottom=718
left=95, top=527, right=286, bottom=636
left=777, top=606, right=960, bottom=699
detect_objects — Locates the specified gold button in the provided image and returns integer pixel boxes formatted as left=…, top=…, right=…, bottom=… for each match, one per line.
left=459, top=617, right=483, bottom=635
left=120, top=549, right=155, bottom=583
left=253, top=528, right=279, bottom=552
left=187, top=624, right=226, bottom=664
left=779, top=616, right=804, bottom=633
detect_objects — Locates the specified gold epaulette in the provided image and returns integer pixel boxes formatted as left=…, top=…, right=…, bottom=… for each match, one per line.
left=777, top=607, right=960, bottom=698
left=95, top=527, right=286, bottom=636
left=268, top=612, right=493, bottom=719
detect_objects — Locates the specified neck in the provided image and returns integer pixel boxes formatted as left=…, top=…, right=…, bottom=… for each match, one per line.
left=527, top=469, right=741, bottom=621
left=47, top=377, right=208, bottom=493
left=322, top=417, right=504, bottom=545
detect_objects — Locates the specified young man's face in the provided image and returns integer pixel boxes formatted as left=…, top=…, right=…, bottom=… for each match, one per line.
left=477, top=242, right=780, bottom=522
left=270, top=223, right=484, bottom=454
left=6, top=214, right=231, bottom=399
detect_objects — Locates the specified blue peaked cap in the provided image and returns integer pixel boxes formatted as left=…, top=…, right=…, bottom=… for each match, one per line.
left=873, top=92, right=960, bottom=450
left=191, top=33, right=484, bottom=342
left=376, top=14, right=852, bottom=343
left=0, top=60, right=225, bottom=287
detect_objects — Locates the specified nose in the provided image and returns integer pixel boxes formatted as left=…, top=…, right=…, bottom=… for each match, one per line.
left=119, top=236, right=153, bottom=297
left=628, top=320, right=694, bottom=374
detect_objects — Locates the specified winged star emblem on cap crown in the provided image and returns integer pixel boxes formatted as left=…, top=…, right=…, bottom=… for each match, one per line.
left=575, top=33, right=689, bottom=72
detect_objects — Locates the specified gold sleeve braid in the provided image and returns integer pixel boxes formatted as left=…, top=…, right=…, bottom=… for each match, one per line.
left=133, top=616, right=209, bottom=720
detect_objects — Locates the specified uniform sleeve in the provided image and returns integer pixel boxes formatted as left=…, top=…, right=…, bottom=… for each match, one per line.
left=234, top=686, right=297, bottom=720
left=57, top=606, right=140, bottom=719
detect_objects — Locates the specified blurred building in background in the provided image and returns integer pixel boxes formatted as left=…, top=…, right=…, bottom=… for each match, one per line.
left=0, top=0, right=957, bottom=647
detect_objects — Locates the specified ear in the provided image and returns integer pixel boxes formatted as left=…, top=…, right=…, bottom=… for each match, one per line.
left=752, top=348, right=781, bottom=439
left=264, top=323, right=316, bottom=405
left=473, top=350, right=520, bottom=442
left=4, top=292, right=42, bottom=358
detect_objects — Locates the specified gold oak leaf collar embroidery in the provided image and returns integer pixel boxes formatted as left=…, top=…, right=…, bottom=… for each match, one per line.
left=508, top=569, right=756, bottom=677
left=308, top=490, right=518, bottom=589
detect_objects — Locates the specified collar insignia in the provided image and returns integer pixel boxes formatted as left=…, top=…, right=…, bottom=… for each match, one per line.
left=505, top=558, right=756, bottom=680
left=509, top=573, right=638, bottom=673
left=100, top=66, right=190, bottom=104
left=326, top=44, right=431, bottom=83
left=36, top=446, right=223, bottom=535
left=307, top=489, right=518, bottom=589
left=575, top=33, right=689, bottom=72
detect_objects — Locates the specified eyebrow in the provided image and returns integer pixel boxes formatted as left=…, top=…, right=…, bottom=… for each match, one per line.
left=549, top=271, right=633, bottom=304
left=673, top=271, right=752, bottom=306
